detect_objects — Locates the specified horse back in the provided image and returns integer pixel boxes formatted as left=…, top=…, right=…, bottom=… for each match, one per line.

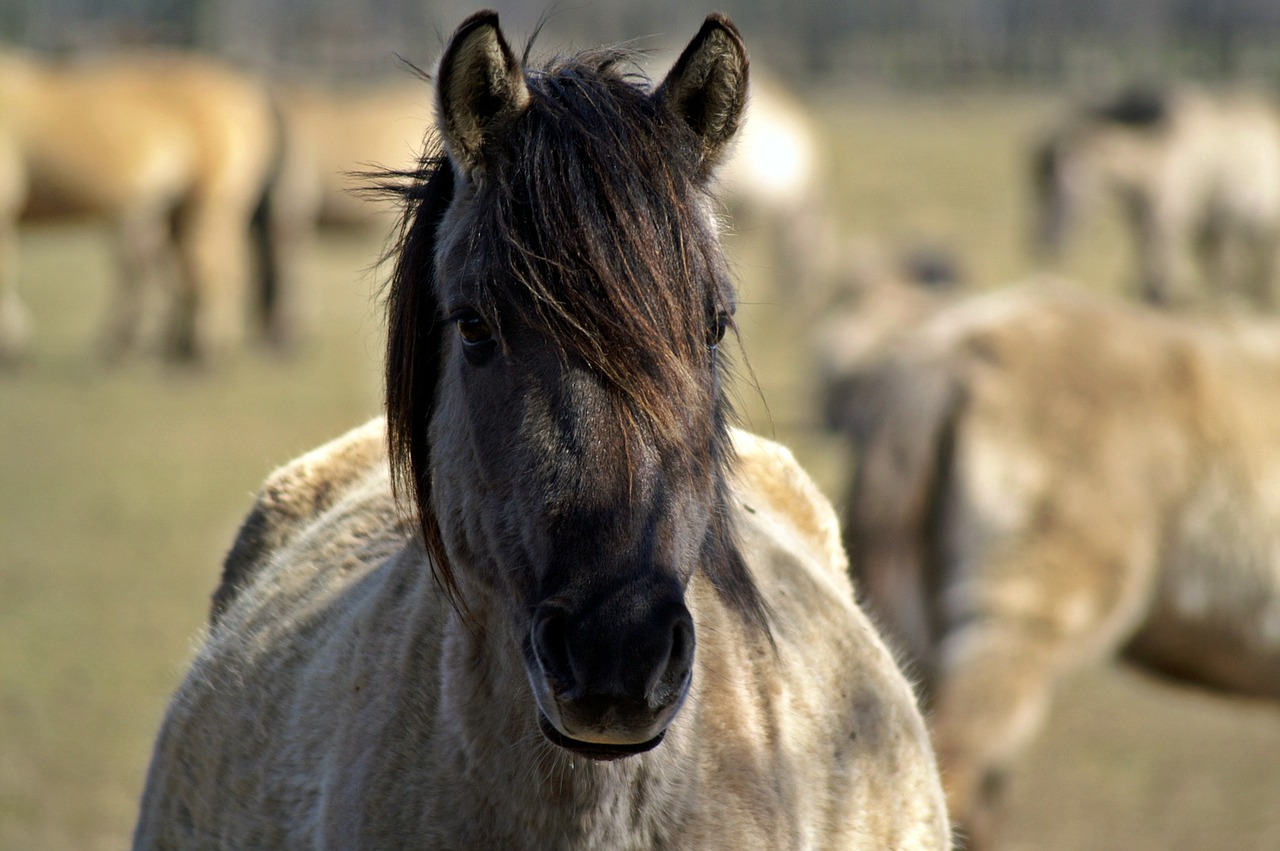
left=841, top=285, right=1191, bottom=671
left=211, top=418, right=391, bottom=622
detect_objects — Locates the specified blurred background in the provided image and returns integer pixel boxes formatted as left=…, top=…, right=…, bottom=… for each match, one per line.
left=8, top=0, right=1280, bottom=84
left=3, top=2, right=1280, bottom=850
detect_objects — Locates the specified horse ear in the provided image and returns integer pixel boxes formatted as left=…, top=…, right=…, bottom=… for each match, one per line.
left=655, top=14, right=749, bottom=177
left=435, top=10, right=529, bottom=179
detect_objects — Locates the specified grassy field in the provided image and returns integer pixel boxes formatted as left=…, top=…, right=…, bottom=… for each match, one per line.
left=2, top=92, right=1278, bottom=850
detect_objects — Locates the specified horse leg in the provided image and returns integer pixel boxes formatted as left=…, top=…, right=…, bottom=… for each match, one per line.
left=1194, top=212, right=1235, bottom=303
left=102, top=207, right=170, bottom=361
left=1131, top=199, right=1193, bottom=306
left=928, top=531, right=1154, bottom=851
left=255, top=190, right=314, bottom=353
left=0, top=217, right=30, bottom=365
left=928, top=618, right=1074, bottom=850
left=1242, top=224, right=1279, bottom=310
left=169, top=200, right=248, bottom=362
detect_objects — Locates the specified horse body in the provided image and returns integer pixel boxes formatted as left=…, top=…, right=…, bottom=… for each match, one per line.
left=136, top=419, right=945, bottom=848
left=716, top=74, right=832, bottom=296
left=135, top=13, right=947, bottom=849
left=272, top=80, right=432, bottom=226
left=1034, top=87, right=1280, bottom=307
left=825, top=279, right=1280, bottom=848
left=0, top=51, right=276, bottom=361
left=257, top=80, right=433, bottom=346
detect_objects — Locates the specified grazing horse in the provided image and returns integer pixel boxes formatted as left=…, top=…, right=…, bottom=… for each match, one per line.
left=1032, top=86, right=1280, bottom=308
left=257, top=79, right=433, bottom=347
left=133, top=13, right=949, bottom=850
left=716, top=73, right=832, bottom=297
left=822, top=279, right=1280, bottom=849
left=0, top=50, right=277, bottom=362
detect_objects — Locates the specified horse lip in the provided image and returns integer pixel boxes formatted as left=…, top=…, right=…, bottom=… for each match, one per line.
left=537, top=713, right=666, bottom=761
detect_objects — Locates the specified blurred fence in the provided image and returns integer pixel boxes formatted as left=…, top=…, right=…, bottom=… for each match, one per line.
left=5, top=0, right=1280, bottom=88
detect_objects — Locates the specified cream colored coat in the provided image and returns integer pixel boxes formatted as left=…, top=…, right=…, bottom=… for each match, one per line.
left=0, top=50, right=276, bottom=360
left=133, top=418, right=949, bottom=849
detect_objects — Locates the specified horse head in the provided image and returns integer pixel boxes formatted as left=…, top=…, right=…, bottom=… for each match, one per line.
left=385, top=11, right=768, bottom=761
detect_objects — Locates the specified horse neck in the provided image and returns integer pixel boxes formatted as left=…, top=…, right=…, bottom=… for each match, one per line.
left=433, top=595, right=701, bottom=842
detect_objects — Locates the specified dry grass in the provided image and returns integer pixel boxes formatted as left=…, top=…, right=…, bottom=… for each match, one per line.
left=1, top=91, right=1277, bottom=850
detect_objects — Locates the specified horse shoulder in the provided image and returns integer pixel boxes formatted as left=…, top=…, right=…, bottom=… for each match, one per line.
left=730, top=427, right=847, bottom=584
left=723, top=428, right=950, bottom=848
left=212, top=417, right=389, bottom=622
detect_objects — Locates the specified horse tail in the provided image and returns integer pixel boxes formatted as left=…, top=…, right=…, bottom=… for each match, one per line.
left=250, top=90, right=291, bottom=350
left=827, top=354, right=964, bottom=692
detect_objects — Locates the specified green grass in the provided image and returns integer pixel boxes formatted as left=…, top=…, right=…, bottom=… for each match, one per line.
left=2, top=92, right=1278, bottom=850
left=1, top=225, right=387, bottom=850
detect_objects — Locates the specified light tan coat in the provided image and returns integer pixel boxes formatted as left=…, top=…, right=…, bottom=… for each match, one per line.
left=134, top=419, right=950, bottom=849
left=830, top=280, right=1280, bottom=848
left=0, top=50, right=276, bottom=361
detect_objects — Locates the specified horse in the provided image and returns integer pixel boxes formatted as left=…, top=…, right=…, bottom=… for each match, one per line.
left=1032, top=86, right=1280, bottom=308
left=256, top=79, right=433, bottom=347
left=132, top=13, right=950, bottom=849
left=0, top=49, right=278, bottom=363
left=822, top=278, right=1280, bottom=849
left=715, top=72, right=833, bottom=299
left=812, top=236, right=962, bottom=402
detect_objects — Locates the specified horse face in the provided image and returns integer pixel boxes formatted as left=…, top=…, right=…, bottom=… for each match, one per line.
left=404, top=12, right=752, bottom=760
left=429, top=298, right=714, bottom=757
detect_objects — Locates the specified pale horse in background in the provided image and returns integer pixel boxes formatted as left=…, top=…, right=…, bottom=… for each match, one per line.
left=134, top=12, right=949, bottom=849
left=822, top=278, right=1280, bottom=849
left=0, top=50, right=277, bottom=363
left=256, top=79, right=433, bottom=347
left=1032, top=86, right=1280, bottom=308
left=717, top=73, right=834, bottom=300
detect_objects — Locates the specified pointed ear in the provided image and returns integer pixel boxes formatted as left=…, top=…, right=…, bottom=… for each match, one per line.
left=655, top=14, right=749, bottom=178
left=435, top=10, right=529, bottom=179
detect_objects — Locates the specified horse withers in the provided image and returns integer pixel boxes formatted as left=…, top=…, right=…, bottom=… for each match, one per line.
left=133, top=13, right=949, bottom=849
left=1033, top=86, right=1280, bottom=308
left=823, top=278, right=1280, bottom=849
left=0, top=50, right=277, bottom=363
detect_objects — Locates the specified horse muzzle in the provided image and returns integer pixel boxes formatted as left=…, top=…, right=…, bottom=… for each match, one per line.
left=525, top=580, right=695, bottom=760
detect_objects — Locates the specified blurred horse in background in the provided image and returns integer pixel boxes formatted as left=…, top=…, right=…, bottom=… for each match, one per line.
left=822, top=279, right=1280, bottom=849
left=717, top=74, right=833, bottom=300
left=1033, top=86, right=1280, bottom=308
left=0, top=50, right=278, bottom=363
left=256, top=79, right=431, bottom=347
left=134, top=13, right=949, bottom=849
left=812, top=236, right=962, bottom=398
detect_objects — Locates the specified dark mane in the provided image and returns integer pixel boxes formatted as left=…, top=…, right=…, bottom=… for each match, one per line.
left=1090, top=86, right=1170, bottom=127
left=383, top=47, right=770, bottom=633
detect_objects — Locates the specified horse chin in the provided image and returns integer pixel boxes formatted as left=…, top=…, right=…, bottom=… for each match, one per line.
left=537, top=713, right=667, bottom=761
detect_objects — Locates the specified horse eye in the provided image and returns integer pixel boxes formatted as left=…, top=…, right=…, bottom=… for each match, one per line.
left=708, top=312, right=730, bottom=349
left=453, top=310, right=494, bottom=347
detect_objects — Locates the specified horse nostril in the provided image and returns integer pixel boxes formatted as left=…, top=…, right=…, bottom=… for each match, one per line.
left=532, top=609, right=575, bottom=691
left=649, top=611, right=695, bottom=709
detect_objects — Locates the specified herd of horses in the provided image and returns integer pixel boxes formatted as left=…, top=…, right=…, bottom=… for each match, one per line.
left=0, top=38, right=820, bottom=366
left=0, top=48, right=439, bottom=362
left=11, top=9, right=1267, bottom=851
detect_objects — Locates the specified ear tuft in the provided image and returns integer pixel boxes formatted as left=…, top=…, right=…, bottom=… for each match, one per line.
left=655, top=14, right=749, bottom=178
left=436, top=10, right=529, bottom=179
